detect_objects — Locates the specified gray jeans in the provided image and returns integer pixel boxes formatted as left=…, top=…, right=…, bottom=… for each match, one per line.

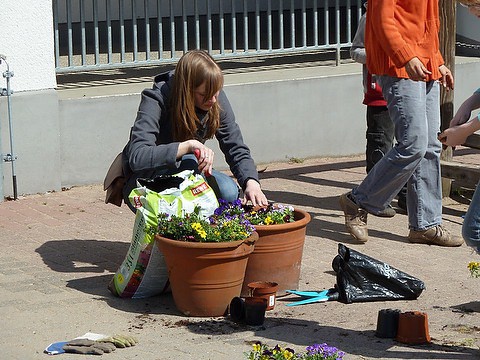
left=352, top=77, right=442, bottom=231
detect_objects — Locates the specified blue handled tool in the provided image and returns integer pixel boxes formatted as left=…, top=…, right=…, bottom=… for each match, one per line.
left=285, top=289, right=337, bottom=306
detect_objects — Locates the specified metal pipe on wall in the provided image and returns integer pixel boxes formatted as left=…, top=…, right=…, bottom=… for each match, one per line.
left=0, top=54, right=17, bottom=200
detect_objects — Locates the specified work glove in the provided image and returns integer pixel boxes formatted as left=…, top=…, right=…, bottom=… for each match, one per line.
left=63, top=339, right=117, bottom=355
left=98, top=334, right=138, bottom=348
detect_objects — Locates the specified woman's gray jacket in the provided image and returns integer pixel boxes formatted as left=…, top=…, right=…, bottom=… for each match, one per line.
left=122, top=70, right=259, bottom=190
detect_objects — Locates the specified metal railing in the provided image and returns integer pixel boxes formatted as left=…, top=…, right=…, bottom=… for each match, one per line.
left=53, top=0, right=363, bottom=73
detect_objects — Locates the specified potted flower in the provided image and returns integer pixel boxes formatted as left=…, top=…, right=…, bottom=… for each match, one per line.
left=245, top=342, right=345, bottom=360
left=154, top=205, right=258, bottom=317
left=213, top=199, right=312, bottom=297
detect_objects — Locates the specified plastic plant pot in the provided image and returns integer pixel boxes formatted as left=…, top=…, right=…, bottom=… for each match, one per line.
left=229, top=297, right=245, bottom=323
left=244, top=297, right=267, bottom=326
left=375, top=308, right=401, bottom=338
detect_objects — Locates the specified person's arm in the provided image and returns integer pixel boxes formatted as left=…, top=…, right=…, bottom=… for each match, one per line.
left=450, top=90, right=480, bottom=126
left=350, top=13, right=367, bottom=65
left=126, top=84, right=180, bottom=172
left=368, top=0, right=416, bottom=69
left=127, top=78, right=213, bottom=174
left=439, top=117, right=480, bottom=147
left=215, top=91, right=267, bottom=206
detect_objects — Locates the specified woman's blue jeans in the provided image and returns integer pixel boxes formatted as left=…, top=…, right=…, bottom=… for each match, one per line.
left=462, top=183, right=480, bottom=254
left=352, top=77, right=442, bottom=231
left=123, top=154, right=239, bottom=213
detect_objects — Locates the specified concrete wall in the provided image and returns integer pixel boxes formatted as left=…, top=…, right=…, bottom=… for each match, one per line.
left=1, top=57, right=479, bottom=198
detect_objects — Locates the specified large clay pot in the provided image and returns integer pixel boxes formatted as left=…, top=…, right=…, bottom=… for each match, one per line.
left=156, top=232, right=258, bottom=317
left=241, top=209, right=311, bottom=297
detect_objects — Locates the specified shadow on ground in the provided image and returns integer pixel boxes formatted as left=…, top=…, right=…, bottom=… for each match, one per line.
left=180, top=316, right=480, bottom=359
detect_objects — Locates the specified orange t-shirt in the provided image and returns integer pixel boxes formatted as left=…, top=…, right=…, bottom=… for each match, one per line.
left=365, top=0, right=445, bottom=81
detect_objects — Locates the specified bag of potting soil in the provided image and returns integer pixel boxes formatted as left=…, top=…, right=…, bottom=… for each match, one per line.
left=109, top=170, right=219, bottom=298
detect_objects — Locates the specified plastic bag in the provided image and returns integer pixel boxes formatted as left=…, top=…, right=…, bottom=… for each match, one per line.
left=331, top=243, right=425, bottom=303
left=109, top=170, right=219, bottom=298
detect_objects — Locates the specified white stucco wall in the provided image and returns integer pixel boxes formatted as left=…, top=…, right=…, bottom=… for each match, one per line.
left=0, top=0, right=57, bottom=92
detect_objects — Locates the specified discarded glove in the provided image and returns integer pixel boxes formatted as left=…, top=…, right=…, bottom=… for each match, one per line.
left=99, top=334, right=138, bottom=348
left=63, top=339, right=117, bottom=355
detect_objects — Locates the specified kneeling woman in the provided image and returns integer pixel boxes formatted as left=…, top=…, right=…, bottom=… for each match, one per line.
left=122, top=49, right=268, bottom=212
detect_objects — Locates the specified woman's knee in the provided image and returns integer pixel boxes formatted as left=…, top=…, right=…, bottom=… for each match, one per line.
left=209, top=172, right=239, bottom=202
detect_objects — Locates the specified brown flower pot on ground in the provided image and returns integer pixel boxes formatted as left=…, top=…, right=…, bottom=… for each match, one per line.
left=156, top=232, right=258, bottom=317
left=396, top=311, right=431, bottom=344
left=247, top=281, right=278, bottom=311
left=241, top=208, right=311, bottom=297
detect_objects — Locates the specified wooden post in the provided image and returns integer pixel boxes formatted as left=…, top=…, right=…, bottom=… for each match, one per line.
left=439, top=0, right=456, bottom=197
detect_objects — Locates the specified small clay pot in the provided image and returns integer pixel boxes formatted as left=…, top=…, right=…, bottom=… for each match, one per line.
left=244, top=297, right=267, bottom=326
left=396, top=311, right=431, bottom=344
left=375, top=308, right=401, bottom=338
left=229, top=297, right=245, bottom=323
left=247, top=281, right=279, bottom=311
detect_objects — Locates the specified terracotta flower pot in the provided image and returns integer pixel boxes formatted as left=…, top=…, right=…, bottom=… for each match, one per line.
left=396, top=311, right=431, bottom=344
left=247, top=281, right=279, bottom=311
left=241, top=209, right=311, bottom=297
left=156, top=232, right=258, bottom=317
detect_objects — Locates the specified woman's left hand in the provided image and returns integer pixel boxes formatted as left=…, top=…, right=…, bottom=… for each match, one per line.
left=242, top=179, right=268, bottom=207
left=439, top=65, right=454, bottom=91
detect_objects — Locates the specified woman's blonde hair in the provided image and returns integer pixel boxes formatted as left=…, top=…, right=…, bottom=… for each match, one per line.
left=171, top=49, right=223, bottom=141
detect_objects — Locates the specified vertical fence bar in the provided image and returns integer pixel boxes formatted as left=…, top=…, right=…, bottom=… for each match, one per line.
left=243, top=0, right=248, bottom=52
left=290, top=0, right=295, bottom=49
left=279, top=0, right=284, bottom=49
left=301, top=0, right=306, bottom=47
left=195, top=0, right=200, bottom=49
left=120, top=0, right=126, bottom=62
left=54, top=0, right=60, bottom=68
left=267, top=0, right=272, bottom=51
left=145, top=0, right=151, bottom=60
left=219, top=0, right=225, bottom=54
left=335, top=0, right=340, bottom=64
left=255, top=0, right=260, bottom=51
left=132, top=0, right=138, bottom=61
left=67, top=0, right=73, bottom=66
left=107, top=0, right=113, bottom=63
left=207, top=0, right=212, bottom=53
left=313, top=0, right=318, bottom=47
left=182, top=0, right=188, bottom=53
left=346, top=0, right=351, bottom=44
left=231, top=0, right=237, bottom=53
left=324, top=0, right=329, bottom=46
left=93, top=0, right=100, bottom=64
left=170, top=0, right=175, bottom=58
left=158, top=0, right=164, bottom=59
left=80, top=0, right=86, bottom=65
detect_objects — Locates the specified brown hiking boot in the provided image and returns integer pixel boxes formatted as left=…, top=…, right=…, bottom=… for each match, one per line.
left=339, top=192, right=368, bottom=243
left=408, top=225, right=463, bottom=247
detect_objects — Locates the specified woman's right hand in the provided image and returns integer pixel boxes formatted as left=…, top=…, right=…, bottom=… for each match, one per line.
left=178, top=140, right=214, bottom=176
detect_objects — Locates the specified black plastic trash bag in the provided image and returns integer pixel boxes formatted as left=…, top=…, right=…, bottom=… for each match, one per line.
left=331, top=243, right=425, bottom=304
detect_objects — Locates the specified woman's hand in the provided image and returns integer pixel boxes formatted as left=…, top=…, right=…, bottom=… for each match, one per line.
left=178, top=140, right=214, bottom=176
left=438, top=64, right=454, bottom=91
left=242, top=179, right=268, bottom=207
left=405, top=57, right=431, bottom=81
left=438, top=123, right=474, bottom=147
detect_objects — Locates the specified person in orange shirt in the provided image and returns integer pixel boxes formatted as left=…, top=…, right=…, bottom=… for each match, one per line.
left=339, top=0, right=462, bottom=247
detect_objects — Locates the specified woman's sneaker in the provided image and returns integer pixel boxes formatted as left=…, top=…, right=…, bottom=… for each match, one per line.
left=408, top=225, right=463, bottom=247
